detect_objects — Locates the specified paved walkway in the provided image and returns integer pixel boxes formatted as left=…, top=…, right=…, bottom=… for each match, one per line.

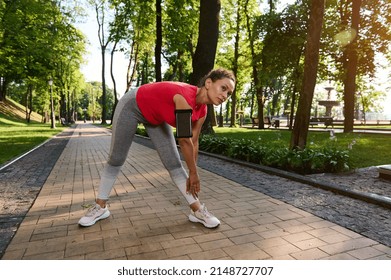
left=2, top=123, right=391, bottom=260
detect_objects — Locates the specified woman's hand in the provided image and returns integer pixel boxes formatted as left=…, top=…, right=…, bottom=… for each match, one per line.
left=186, top=172, right=200, bottom=199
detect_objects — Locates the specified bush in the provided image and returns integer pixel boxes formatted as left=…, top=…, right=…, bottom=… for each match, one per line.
left=199, top=135, right=230, bottom=155
left=136, top=125, right=148, bottom=137
left=228, top=139, right=257, bottom=162
left=199, top=135, right=352, bottom=174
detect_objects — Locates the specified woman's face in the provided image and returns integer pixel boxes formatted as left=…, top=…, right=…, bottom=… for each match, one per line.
left=205, top=77, right=235, bottom=105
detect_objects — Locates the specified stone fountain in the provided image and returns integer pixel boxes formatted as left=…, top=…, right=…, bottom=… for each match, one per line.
left=318, top=86, right=340, bottom=117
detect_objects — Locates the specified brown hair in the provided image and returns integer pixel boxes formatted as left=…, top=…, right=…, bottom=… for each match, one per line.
left=198, top=68, right=236, bottom=87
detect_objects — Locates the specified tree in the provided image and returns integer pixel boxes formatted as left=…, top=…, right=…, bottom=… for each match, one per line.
left=112, top=0, right=154, bottom=91
left=163, top=0, right=198, bottom=81
left=107, top=2, right=122, bottom=109
left=290, top=0, right=325, bottom=149
left=228, top=0, right=242, bottom=128
left=321, top=0, right=391, bottom=130
left=0, top=0, right=86, bottom=127
left=250, top=2, right=308, bottom=129
left=0, top=0, right=85, bottom=124
left=354, top=76, right=386, bottom=123
left=244, top=0, right=263, bottom=127
left=91, top=0, right=111, bottom=125
left=342, top=0, right=361, bottom=132
left=191, top=0, right=221, bottom=134
left=155, top=0, right=162, bottom=81
left=106, top=0, right=139, bottom=116
left=217, top=0, right=254, bottom=128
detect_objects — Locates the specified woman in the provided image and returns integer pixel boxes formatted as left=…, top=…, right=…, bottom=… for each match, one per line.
left=78, top=68, right=236, bottom=228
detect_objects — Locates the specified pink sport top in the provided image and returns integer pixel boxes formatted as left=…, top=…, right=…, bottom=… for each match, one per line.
left=136, top=81, right=207, bottom=127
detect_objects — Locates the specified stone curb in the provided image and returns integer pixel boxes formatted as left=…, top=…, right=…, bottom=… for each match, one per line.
left=197, top=150, right=391, bottom=210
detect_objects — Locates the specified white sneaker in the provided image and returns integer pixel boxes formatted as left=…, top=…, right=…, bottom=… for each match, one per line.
left=189, top=204, right=220, bottom=228
left=78, top=204, right=110, bottom=227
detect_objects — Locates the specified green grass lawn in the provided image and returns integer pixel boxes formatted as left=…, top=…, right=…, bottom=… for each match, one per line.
left=0, top=113, right=65, bottom=165
left=212, top=127, right=391, bottom=169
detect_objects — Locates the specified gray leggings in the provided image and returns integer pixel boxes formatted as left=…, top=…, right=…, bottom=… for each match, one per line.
left=97, top=88, right=198, bottom=205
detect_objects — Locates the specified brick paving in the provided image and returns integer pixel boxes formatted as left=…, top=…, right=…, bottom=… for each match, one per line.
left=2, top=123, right=391, bottom=260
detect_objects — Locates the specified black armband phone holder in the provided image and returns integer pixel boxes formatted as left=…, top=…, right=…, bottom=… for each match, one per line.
left=175, top=109, right=193, bottom=138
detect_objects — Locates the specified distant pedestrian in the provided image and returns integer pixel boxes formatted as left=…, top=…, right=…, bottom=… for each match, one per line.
left=78, top=68, right=235, bottom=228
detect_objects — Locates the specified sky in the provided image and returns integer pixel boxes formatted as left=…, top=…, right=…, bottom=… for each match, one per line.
left=76, top=1, right=391, bottom=117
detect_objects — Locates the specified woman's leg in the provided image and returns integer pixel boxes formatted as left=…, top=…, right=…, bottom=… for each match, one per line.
left=145, top=123, right=200, bottom=209
left=97, top=91, right=140, bottom=203
left=79, top=90, right=141, bottom=227
left=146, top=123, right=220, bottom=228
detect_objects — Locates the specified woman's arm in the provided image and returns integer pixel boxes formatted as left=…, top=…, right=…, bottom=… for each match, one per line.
left=191, top=116, right=205, bottom=163
left=177, top=137, right=199, bottom=197
left=173, top=94, right=204, bottom=198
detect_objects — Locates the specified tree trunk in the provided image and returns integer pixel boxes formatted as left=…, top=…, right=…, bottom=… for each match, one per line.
left=289, top=89, right=296, bottom=130
left=343, top=0, right=361, bottom=133
left=26, top=85, right=33, bottom=123
left=100, top=46, right=107, bottom=124
left=289, top=48, right=304, bottom=130
left=230, top=4, right=241, bottom=127
left=95, top=2, right=108, bottom=125
left=290, top=0, right=325, bottom=150
left=126, top=41, right=139, bottom=92
left=67, top=88, right=71, bottom=123
left=191, top=0, right=221, bottom=134
left=258, top=88, right=266, bottom=129
left=155, top=0, right=162, bottom=82
left=110, top=41, right=119, bottom=123
left=0, top=77, right=5, bottom=101
left=126, top=42, right=134, bottom=92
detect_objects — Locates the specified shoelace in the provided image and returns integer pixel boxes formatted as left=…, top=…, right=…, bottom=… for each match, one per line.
left=199, top=204, right=212, bottom=217
left=86, top=205, right=101, bottom=217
